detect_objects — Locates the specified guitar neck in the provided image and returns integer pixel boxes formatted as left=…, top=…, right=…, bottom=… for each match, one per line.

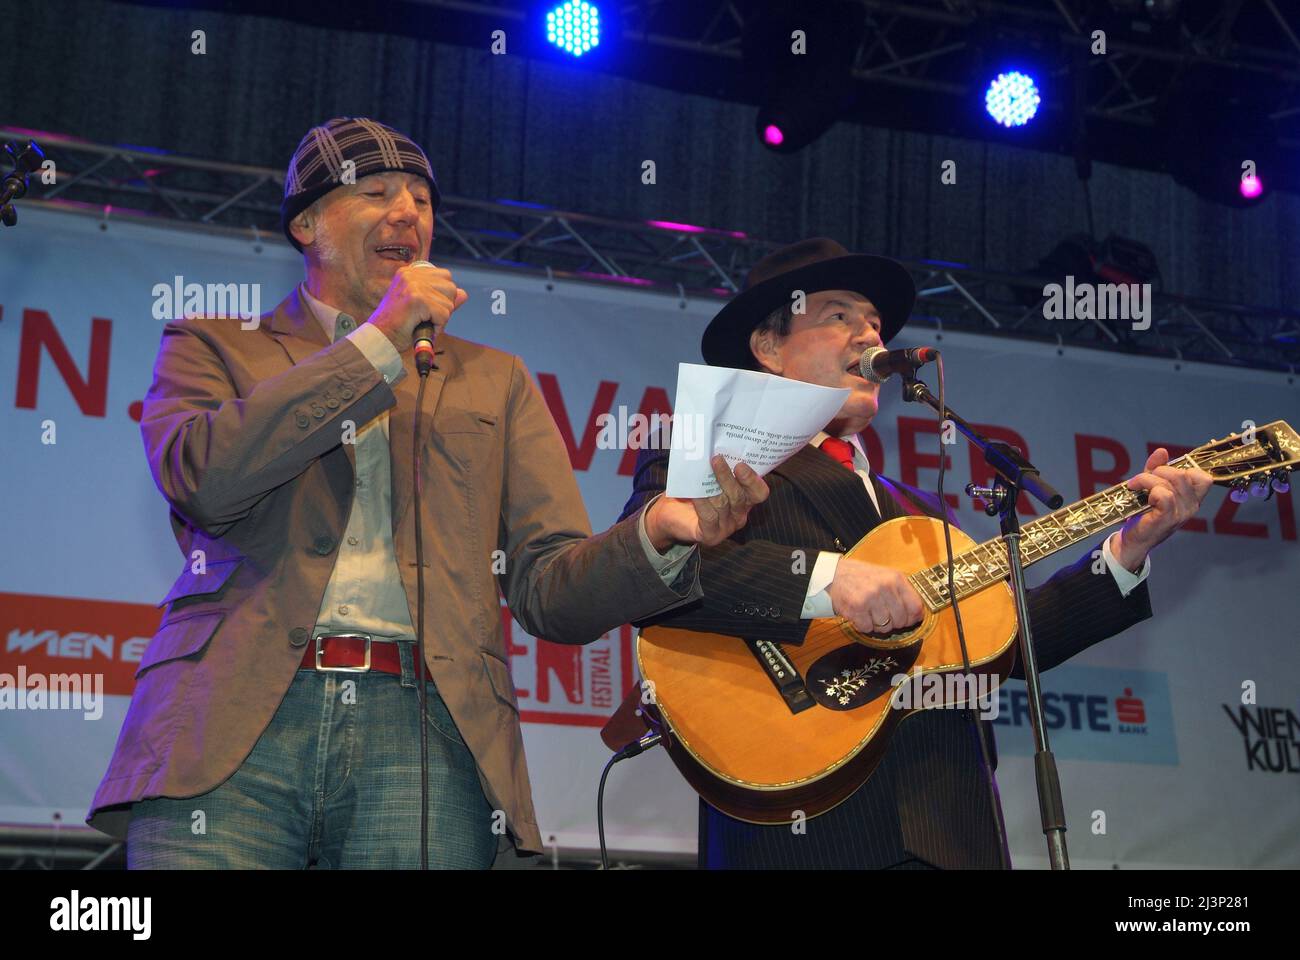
left=908, top=452, right=1202, bottom=611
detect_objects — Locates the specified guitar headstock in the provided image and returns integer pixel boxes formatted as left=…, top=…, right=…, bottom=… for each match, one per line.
left=1188, top=420, right=1298, bottom=502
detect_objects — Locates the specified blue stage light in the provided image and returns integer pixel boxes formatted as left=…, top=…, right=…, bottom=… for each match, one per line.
left=545, top=2, right=601, bottom=57
left=984, top=71, right=1041, bottom=128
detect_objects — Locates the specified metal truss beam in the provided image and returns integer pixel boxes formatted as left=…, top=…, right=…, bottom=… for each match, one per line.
left=4, top=127, right=1296, bottom=375
left=413, top=0, right=1300, bottom=136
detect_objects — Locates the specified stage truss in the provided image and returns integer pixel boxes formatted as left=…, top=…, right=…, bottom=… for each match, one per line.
left=3, top=126, right=1296, bottom=375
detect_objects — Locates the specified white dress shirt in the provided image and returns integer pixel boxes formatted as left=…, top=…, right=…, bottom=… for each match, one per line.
left=300, top=284, right=691, bottom=641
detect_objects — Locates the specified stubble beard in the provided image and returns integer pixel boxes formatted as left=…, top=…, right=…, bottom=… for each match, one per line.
left=312, top=217, right=381, bottom=318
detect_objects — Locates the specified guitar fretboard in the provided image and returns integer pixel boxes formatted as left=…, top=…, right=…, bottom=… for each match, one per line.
left=907, top=453, right=1199, bottom=611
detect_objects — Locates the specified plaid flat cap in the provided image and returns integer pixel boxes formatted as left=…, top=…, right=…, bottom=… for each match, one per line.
left=281, top=117, right=441, bottom=251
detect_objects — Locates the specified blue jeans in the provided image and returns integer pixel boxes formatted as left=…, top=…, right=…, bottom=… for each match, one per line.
left=127, top=642, right=497, bottom=869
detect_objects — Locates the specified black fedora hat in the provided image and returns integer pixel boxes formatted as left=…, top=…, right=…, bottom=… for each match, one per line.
left=701, top=238, right=915, bottom=369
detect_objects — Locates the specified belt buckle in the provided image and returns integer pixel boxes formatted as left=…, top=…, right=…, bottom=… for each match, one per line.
left=315, top=633, right=372, bottom=673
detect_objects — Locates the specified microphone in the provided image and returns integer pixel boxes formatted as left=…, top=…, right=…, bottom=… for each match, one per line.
left=408, top=259, right=442, bottom=376
left=859, top=345, right=938, bottom=383
left=413, top=321, right=437, bottom=376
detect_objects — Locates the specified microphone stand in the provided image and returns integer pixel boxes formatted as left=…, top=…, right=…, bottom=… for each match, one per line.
left=900, top=371, right=1072, bottom=870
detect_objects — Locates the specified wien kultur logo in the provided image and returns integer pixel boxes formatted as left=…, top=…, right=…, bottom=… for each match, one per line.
left=152, top=275, right=261, bottom=328
left=1222, top=703, right=1300, bottom=773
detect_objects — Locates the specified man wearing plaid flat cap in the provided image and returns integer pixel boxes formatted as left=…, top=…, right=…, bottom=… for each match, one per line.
left=87, top=117, right=767, bottom=868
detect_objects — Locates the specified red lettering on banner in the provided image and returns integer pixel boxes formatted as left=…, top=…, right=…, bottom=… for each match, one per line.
left=535, top=642, right=583, bottom=705
left=537, top=373, right=618, bottom=472
left=1277, top=485, right=1296, bottom=541
left=897, top=417, right=959, bottom=512
left=1213, top=494, right=1269, bottom=539
left=1076, top=434, right=1130, bottom=495
left=619, top=386, right=672, bottom=476
left=1147, top=442, right=1207, bottom=533
left=0, top=592, right=161, bottom=698
left=967, top=424, right=1038, bottom=516
left=15, top=310, right=113, bottom=417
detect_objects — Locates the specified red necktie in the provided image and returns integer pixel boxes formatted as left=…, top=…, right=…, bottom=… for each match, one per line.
left=819, top=437, right=856, bottom=472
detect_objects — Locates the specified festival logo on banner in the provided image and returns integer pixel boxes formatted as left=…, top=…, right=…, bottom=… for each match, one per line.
left=499, top=602, right=637, bottom=728
left=1, top=589, right=642, bottom=729
left=0, top=593, right=162, bottom=713
left=1220, top=701, right=1300, bottom=774
left=990, top=666, right=1179, bottom=764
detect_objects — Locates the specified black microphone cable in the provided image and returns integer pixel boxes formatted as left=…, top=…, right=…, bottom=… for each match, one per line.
left=931, top=355, right=1012, bottom=869
left=597, top=730, right=662, bottom=870
left=411, top=319, right=438, bottom=871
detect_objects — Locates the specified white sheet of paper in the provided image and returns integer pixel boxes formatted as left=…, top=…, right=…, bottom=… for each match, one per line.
left=664, top=363, right=851, bottom=498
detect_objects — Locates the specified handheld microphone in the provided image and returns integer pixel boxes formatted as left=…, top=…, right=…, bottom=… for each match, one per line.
left=859, top=345, right=938, bottom=383
left=413, top=321, right=437, bottom=376
left=409, top=259, right=441, bottom=377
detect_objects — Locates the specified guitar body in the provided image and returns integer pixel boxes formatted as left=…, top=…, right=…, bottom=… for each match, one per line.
left=635, top=418, right=1298, bottom=825
left=638, top=515, right=1020, bottom=824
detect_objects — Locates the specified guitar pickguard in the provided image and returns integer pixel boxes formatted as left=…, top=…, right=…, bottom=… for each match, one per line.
left=806, top=642, right=922, bottom=711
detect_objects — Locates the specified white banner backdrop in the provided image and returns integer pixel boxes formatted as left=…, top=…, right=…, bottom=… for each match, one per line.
left=1, top=205, right=1296, bottom=867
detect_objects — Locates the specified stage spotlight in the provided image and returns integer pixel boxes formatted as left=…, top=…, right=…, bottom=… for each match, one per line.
left=985, top=70, right=1041, bottom=128
left=545, top=1, right=601, bottom=57
left=1157, top=65, right=1277, bottom=208
left=744, top=0, right=865, bottom=154
left=964, top=23, right=1058, bottom=143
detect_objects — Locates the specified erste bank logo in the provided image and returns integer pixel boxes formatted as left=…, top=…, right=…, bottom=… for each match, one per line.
left=991, top=666, right=1178, bottom=764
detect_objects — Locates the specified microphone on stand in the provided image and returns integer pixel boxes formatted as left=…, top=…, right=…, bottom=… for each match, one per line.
left=859, top=345, right=939, bottom=383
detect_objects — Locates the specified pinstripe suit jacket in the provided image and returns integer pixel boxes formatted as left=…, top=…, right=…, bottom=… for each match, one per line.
left=620, top=440, right=1153, bottom=869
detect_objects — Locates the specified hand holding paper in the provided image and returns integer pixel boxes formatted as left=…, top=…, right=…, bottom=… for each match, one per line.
left=644, top=454, right=770, bottom=550
left=643, top=363, right=850, bottom=550
left=664, top=363, right=851, bottom=498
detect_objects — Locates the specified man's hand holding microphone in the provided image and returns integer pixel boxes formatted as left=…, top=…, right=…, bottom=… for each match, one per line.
left=367, top=260, right=467, bottom=374
left=362, top=260, right=771, bottom=550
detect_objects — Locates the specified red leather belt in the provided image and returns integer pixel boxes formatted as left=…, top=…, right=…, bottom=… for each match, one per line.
left=301, top=633, right=412, bottom=675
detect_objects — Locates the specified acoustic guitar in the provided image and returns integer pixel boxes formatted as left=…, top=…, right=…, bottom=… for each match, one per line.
left=637, top=420, right=1298, bottom=824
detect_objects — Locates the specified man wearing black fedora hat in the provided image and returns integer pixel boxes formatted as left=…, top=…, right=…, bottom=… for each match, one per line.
left=621, top=237, right=1211, bottom=869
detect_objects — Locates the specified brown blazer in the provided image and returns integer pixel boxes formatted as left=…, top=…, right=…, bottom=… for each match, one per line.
left=87, top=287, right=701, bottom=853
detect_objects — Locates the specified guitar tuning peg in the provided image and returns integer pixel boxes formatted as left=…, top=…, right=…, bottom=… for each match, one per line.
left=1229, top=479, right=1250, bottom=504
left=1273, top=470, right=1292, bottom=495
left=1250, top=478, right=1270, bottom=498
